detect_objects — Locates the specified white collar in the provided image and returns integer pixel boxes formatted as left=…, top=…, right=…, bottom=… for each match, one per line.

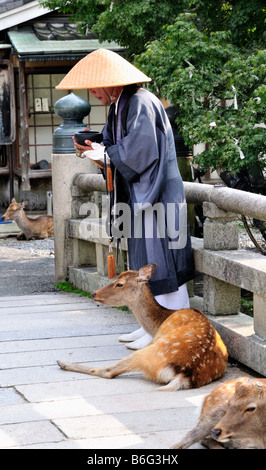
left=115, top=91, right=123, bottom=113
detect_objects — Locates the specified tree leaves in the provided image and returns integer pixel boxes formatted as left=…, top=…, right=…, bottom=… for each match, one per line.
left=137, top=15, right=265, bottom=174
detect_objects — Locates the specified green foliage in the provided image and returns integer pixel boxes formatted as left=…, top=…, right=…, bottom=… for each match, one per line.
left=137, top=14, right=266, bottom=174
left=191, top=0, right=266, bottom=49
left=240, top=297, right=253, bottom=317
left=54, top=282, right=93, bottom=297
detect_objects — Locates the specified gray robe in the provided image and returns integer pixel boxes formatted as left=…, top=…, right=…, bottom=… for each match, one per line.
left=103, top=86, right=194, bottom=296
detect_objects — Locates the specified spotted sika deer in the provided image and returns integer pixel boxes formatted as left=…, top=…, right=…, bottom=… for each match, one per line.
left=173, top=376, right=266, bottom=449
left=58, top=264, right=228, bottom=390
left=2, top=198, right=53, bottom=240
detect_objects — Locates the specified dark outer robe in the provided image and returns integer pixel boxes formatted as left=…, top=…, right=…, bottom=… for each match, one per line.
left=102, top=85, right=194, bottom=296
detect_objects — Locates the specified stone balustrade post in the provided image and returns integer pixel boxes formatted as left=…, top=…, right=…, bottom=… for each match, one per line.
left=202, top=201, right=241, bottom=315
left=52, top=153, right=97, bottom=282
left=254, top=294, right=266, bottom=341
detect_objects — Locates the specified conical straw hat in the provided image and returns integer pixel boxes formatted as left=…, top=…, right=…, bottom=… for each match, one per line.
left=56, top=48, right=151, bottom=89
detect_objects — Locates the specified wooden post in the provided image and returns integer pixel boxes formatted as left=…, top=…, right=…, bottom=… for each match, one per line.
left=19, top=61, right=30, bottom=191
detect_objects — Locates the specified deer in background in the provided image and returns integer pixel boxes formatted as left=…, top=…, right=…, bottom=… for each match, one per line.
left=58, top=263, right=228, bottom=391
left=173, top=376, right=266, bottom=449
left=2, top=198, right=53, bottom=240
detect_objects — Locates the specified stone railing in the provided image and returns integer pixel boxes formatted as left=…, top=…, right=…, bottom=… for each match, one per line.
left=52, top=153, right=266, bottom=376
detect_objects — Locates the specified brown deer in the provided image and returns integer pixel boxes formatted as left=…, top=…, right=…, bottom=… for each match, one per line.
left=58, top=263, right=228, bottom=390
left=173, top=376, right=266, bottom=449
left=2, top=198, right=53, bottom=240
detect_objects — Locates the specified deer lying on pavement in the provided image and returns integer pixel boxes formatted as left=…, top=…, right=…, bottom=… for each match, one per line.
left=2, top=198, right=53, bottom=240
left=58, top=263, right=228, bottom=391
left=173, top=376, right=266, bottom=449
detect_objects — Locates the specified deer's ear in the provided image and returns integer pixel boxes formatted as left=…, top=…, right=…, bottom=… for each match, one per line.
left=137, top=264, right=157, bottom=282
left=21, top=200, right=29, bottom=208
left=12, top=198, right=16, bottom=203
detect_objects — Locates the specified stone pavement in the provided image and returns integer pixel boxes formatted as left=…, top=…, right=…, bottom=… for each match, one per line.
left=0, top=292, right=255, bottom=450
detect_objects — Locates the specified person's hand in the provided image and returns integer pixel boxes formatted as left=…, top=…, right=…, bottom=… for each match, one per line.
left=82, top=142, right=106, bottom=169
left=84, top=139, right=94, bottom=150
left=73, top=137, right=93, bottom=151
left=73, top=128, right=95, bottom=157
left=74, top=135, right=94, bottom=158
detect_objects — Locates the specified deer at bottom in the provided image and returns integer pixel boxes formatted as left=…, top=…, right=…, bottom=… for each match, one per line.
left=58, top=264, right=228, bottom=391
left=172, top=376, right=266, bottom=449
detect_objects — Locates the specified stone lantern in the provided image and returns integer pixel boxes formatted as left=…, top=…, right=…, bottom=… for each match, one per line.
left=52, top=92, right=91, bottom=154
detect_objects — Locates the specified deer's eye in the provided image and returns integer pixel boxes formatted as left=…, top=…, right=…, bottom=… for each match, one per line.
left=115, top=283, right=124, bottom=288
left=245, top=406, right=256, bottom=413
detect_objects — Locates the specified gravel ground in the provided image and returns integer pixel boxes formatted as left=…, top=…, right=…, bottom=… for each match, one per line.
left=0, top=236, right=56, bottom=297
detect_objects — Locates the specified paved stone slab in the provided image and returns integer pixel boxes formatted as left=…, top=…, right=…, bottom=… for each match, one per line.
left=0, top=390, right=202, bottom=426
left=4, top=430, right=197, bottom=450
left=0, top=421, right=64, bottom=448
left=0, top=344, right=131, bottom=369
left=0, top=302, right=99, bottom=315
left=53, top=407, right=201, bottom=440
left=0, top=388, right=25, bottom=406
left=0, top=324, right=137, bottom=342
left=0, top=293, right=90, bottom=306
left=0, top=334, right=121, bottom=354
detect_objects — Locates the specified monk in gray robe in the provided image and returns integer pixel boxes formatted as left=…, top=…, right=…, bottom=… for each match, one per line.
left=56, top=49, right=194, bottom=349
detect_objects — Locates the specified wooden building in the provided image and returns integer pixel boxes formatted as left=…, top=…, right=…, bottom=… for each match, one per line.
left=0, top=0, right=122, bottom=209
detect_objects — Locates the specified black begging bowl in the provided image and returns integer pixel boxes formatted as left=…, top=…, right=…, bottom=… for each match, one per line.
left=74, top=130, right=103, bottom=146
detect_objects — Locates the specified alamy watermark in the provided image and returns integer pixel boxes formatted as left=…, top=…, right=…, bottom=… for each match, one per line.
left=78, top=195, right=187, bottom=249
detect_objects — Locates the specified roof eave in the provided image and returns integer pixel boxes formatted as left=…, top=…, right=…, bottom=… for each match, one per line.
left=15, top=52, right=110, bottom=62
left=0, top=1, right=55, bottom=32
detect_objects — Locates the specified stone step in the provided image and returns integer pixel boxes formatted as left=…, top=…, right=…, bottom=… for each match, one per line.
left=69, top=266, right=113, bottom=293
